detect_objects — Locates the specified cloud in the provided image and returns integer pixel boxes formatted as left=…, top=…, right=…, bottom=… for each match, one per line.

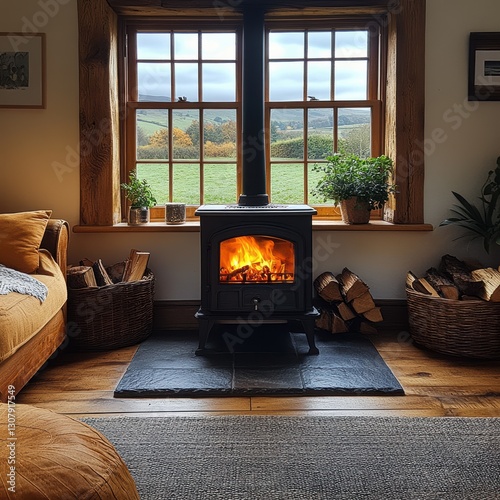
left=136, top=29, right=368, bottom=102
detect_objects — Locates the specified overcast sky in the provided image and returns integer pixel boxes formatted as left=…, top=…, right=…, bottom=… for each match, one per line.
left=137, top=30, right=368, bottom=102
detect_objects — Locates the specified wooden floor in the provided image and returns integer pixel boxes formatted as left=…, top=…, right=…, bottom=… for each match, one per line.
left=16, top=331, right=500, bottom=418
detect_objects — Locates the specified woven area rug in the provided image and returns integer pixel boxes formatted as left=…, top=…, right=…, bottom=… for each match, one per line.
left=114, top=325, right=403, bottom=397
left=81, top=415, right=500, bottom=500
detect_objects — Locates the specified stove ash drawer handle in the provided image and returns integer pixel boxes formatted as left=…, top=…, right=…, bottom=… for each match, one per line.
left=252, top=297, right=261, bottom=311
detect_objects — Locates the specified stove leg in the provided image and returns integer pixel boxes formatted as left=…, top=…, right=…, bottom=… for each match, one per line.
left=195, top=318, right=215, bottom=356
left=302, top=318, right=319, bottom=355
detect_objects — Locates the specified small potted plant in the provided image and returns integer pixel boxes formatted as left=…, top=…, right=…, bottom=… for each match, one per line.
left=121, top=171, right=157, bottom=225
left=312, top=153, right=396, bottom=224
left=440, top=156, right=500, bottom=253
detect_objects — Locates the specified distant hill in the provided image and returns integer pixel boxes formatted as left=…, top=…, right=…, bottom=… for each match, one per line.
left=136, top=97, right=370, bottom=134
left=139, top=94, right=171, bottom=102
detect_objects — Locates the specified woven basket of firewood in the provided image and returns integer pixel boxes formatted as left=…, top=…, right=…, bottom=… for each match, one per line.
left=406, top=255, right=500, bottom=359
left=67, top=268, right=155, bottom=351
left=406, top=288, right=500, bottom=359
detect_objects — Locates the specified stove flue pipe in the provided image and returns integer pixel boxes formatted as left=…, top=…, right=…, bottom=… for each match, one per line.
left=238, top=5, right=269, bottom=207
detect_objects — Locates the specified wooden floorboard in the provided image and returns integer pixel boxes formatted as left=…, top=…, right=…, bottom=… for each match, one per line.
left=15, top=330, right=500, bottom=418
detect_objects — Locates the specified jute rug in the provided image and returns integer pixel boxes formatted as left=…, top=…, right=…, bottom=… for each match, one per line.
left=81, top=415, right=500, bottom=500
left=115, top=326, right=404, bottom=397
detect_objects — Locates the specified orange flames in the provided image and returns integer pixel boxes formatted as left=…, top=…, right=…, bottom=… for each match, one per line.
left=220, top=236, right=295, bottom=283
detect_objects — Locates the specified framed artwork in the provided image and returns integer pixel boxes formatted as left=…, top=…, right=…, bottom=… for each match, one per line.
left=468, top=32, right=500, bottom=101
left=0, top=32, right=46, bottom=109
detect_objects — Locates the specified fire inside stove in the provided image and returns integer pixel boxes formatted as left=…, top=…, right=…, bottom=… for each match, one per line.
left=219, top=235, right=295, bottom=284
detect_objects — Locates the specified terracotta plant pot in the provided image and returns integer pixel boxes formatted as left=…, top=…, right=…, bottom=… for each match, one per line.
left=339, top=197, right=371, bottom=224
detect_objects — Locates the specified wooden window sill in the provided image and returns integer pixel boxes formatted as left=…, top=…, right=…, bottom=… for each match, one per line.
left=73, top=220, right=434, bottom=233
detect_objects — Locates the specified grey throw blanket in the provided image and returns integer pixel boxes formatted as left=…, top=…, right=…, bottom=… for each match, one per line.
left=0, top=265, right=48, bottom=302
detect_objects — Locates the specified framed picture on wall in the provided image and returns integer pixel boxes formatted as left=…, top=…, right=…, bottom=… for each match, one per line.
left=468, top=32, right=500, bottom=101
left=0, top=32, right=46, bottom=109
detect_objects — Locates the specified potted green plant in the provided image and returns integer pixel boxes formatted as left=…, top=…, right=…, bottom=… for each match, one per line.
left=440, top=156, right=500, bottom=253
left=312, top=153, right=396, bottom=224
left=121, top=171, right=157, bottom=225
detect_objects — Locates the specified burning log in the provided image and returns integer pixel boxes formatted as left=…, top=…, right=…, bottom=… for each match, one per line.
left=222, top=265, right=250, bottom=281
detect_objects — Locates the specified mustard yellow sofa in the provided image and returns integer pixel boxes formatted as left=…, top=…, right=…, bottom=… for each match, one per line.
left=0, top=211, right=69, bottom=402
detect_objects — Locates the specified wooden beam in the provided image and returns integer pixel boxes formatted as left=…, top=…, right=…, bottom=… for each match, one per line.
left=384, top=0, right=426, bottom=224
left=78, top=0, right=121, bottom=225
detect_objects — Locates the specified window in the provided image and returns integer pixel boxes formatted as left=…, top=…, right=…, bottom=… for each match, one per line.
left=124, top=18, right=382, bottom=219
left=78, top=0, right=425, bottom=227
left=125, top=25, right=241, bottom=209
left=265, top=23, right=382, bottom=218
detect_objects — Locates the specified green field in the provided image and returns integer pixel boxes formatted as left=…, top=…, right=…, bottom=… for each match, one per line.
left=137, top=162, right=326, bottom=205
left=135, top=106, right=369, bottom=205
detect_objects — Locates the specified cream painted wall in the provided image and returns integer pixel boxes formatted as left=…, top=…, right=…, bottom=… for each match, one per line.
left=1, top=0, right=499, bottom=300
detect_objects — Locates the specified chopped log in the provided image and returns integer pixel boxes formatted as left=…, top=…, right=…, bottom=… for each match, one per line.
left=470, top=268, right=500, bottom=302
left=425, top=267, right=460, bottom=300
left=359, top=321, right=379, bottom=334
left=106, top=261, right=126, bottom=283
left=315, top=305, right=349, bottom=333
left=92, top=259, right=113, bottom=286
left=315, top=310, right=332, bottom=332
left=67, top=266, right=97, bottom=289
left=313, top=271, right=343, bottom=302
left=331, top=314, right=349, bottom=334
left=362, top=307, right=383, bottom=323
left=461, top=295, right=483, bottom=301
left=439, top=254, right=484, bottom=297
left=337, top=301, right=356, bottom=321
left=351, top=291, right=376, bottom=314
left=406, top=271, right=439, bottom=297
left=338, top=268, right=369, bottom=302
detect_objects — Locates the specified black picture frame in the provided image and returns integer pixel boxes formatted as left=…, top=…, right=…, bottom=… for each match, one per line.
left=468, top=32, right=500, bottom=101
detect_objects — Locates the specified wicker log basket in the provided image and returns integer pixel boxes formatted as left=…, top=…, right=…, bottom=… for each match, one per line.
left=67, top=269, right=155, bottom=351
left=406, top=288, right=500, bottom=359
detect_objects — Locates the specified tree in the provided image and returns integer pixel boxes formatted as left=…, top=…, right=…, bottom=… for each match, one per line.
left=172, top=127, right=193, bottom=147
left=149, top=128, right=168, bottom=148
left=186, top=121, right=200, bottom=146
left=220, top=120, right=236, bottom=143
left=137, top=126, right=149, bottom=147
left=338, top=124, right=371, bottom=158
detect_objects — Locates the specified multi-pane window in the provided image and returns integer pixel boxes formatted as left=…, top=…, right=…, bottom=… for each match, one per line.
left=266, top=24, right=381, bottom=216
left=126, top=26, right=241, bottom=208
left=124, top=19, right=382, bottom=218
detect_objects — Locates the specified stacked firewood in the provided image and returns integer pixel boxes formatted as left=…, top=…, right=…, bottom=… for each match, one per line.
left=314, top=268, right=383, bottom=334
left=407, top=254, right=500, bottom=302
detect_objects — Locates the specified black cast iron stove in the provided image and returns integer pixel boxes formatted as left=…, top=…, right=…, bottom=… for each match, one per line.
left=195, top=203, right=319, bottom=355
left=195, top=5, right=319, bottom=354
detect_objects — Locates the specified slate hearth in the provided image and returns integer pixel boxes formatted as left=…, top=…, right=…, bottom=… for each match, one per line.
left=114, top=325, right=404, bottom=397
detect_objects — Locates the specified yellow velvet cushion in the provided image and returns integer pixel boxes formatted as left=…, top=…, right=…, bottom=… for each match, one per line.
left=0, top=210, right=52, bottom=274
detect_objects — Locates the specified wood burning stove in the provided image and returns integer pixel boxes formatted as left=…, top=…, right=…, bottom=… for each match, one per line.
left=195, top=204, right=319, bottom=355
left=195, top=5, right=319, bottom=354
